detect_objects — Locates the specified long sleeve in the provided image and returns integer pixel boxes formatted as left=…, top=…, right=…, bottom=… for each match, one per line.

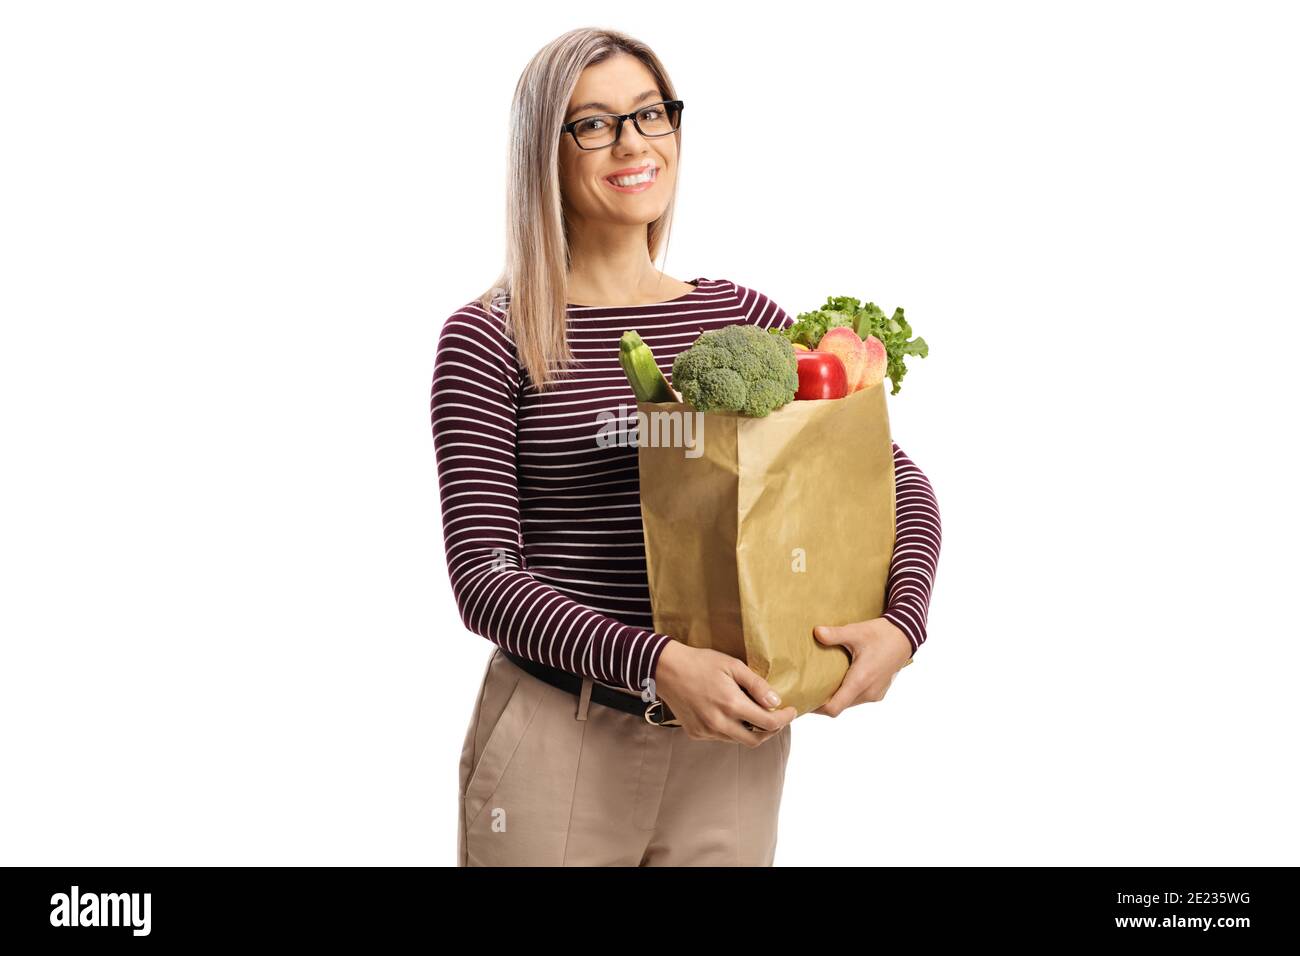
left=429, top=304, right=673, bottom=693
left=737, top=284, right=943, bottom=655
left=878, top=444, right=941, bottom=656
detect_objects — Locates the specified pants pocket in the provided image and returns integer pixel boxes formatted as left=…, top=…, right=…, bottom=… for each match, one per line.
left=462, top=662, right=545, bottom=829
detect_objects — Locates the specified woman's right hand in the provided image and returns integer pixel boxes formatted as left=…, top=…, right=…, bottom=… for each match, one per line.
left=652, top=641, right=798, bottom=747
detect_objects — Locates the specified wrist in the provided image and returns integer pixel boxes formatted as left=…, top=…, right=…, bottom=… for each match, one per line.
left=652, top=639, right=686, bottom=693
left=879, top=617, right=913, bottom=659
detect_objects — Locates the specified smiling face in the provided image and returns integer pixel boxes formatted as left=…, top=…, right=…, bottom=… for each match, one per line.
left=558, top=53, right=677, bottom=230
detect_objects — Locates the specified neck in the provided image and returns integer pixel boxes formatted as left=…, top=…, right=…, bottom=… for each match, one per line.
left=565, top=221, right=663, bottom=303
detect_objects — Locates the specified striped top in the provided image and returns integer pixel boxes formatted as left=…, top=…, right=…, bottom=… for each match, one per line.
left=430, top=277, right=942, bottom=694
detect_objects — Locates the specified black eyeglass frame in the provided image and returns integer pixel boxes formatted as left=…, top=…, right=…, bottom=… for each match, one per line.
left=559, top=99, right=685, bottom=150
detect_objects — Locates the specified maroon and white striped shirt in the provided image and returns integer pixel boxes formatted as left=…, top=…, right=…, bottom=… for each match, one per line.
left=430, top=278, right=941, bottom=694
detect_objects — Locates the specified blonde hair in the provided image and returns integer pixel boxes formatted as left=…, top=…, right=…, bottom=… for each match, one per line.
left=477, top=28, right=683, bottom=392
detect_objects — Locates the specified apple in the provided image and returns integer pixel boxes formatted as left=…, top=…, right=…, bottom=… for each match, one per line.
left=815, top=326, right=867, bottom=391
left=859, top=335, right=887, bottom=389
left=795, top=350, right=848, bottom=400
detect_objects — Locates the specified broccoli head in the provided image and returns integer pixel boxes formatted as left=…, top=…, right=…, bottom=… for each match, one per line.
left=670, top=323, right=799, bottom=417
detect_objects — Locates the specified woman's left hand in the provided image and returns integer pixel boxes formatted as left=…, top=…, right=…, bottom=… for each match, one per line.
left=810, top=618, right=914, bottom=717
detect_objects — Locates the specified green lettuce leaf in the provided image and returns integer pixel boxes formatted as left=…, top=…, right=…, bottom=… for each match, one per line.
left=768, top=296, right=929, bottom=395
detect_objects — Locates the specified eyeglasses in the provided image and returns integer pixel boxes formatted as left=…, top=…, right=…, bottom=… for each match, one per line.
left=560, top=99, right=684, bottom=150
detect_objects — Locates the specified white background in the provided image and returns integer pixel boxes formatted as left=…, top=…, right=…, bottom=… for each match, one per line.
left=3, top=1, right=1297, bottom=866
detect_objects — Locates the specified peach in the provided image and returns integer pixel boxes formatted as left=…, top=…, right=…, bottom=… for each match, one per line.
left=816, top=326, right=867, bottom=391
left=858, top=335, right=887, bottom=390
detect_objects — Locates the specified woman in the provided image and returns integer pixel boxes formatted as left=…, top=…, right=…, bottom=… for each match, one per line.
left=430, top=27, right=942, bottom=866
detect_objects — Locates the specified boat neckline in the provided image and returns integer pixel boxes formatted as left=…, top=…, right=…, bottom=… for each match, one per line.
left=565, top=277, right=709, bottom=309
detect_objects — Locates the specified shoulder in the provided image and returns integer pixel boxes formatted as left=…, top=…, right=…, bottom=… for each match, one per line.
left=724, top=279, right=794, bottom=330
left=440, top=296, right=509, bottom=336
left=436, top=298, right=519, bottom=367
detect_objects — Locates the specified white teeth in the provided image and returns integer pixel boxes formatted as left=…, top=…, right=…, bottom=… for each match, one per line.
left=609, top=168, right=656, bottom=187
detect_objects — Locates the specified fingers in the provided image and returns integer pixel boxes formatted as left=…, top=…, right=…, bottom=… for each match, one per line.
left=719, top=660, right=797, bottom=744
left=742, top=702, right=798, bottom=732
left=687, top=703, right=796, bottom=747
left=815, top=673, right=892, bottom=716
left=729, top=678, right=797, bottom=729
left=718, top=716, right=787, bottom=747
left=817, top=680, right=865, bottom=717
left=816, top=661, right=867, bottom=717
left=722, top=698, right=797, bottom=747
left=727, top=659, right=784, bottom=711
left=676, top=653, right=801, bottom=745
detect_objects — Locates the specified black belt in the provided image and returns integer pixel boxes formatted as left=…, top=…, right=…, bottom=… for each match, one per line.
left=499, top=649, right=680, bottom=727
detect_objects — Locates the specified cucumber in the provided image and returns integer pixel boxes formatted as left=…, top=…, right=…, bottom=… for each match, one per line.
left=619, top=330, right=676, bottom=403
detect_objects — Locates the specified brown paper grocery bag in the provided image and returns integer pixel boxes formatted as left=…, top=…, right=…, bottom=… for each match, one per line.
left=635, top=383, right=896, bottom=717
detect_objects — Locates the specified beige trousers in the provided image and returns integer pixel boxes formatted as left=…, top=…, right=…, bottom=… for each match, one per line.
left=457, top=647, right=792, bottom=866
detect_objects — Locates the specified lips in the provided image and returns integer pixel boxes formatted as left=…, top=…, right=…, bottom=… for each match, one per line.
left=605, top=164, right=657, bottom=182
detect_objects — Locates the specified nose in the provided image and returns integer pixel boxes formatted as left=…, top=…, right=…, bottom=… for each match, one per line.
left=612, top=116, right=651, bottom=152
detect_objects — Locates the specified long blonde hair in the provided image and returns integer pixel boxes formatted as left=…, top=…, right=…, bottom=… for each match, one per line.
left=477, top=28, right=683, bottom=393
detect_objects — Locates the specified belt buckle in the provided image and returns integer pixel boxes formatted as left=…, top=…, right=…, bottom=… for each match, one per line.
left=644, top=698, right=669, bottom=725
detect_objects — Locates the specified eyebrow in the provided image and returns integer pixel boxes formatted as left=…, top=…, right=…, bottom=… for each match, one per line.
left=566, top=89, right=661, bottom=120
